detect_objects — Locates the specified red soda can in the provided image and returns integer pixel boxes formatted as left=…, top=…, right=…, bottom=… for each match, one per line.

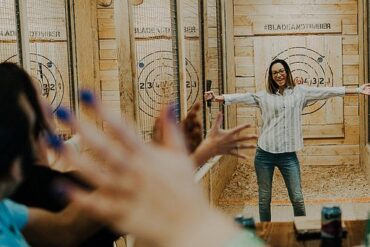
left=321, top=206, right=343, bottom=239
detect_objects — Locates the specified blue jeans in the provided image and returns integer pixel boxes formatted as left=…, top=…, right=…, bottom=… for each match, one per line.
left=254, top=147, right=306, bottom=221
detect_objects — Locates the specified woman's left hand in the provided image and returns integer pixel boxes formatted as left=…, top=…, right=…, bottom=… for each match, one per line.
left=358, top=83, right=370, bottom=95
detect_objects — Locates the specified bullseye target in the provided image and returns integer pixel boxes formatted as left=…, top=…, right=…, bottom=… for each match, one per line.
left=5, top=53, right=64, bottom=112
left=137, top=50, right=200, bottom=117
left=267, top=47, right=334, bottom=115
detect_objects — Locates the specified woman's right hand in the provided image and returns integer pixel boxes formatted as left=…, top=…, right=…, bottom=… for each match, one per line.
left=204, top=91, right=224, bottom=103
left=204, top=91, right=215, bottom=101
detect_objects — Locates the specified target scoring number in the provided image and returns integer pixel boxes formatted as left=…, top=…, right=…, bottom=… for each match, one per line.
left=137, top=51, right=200, bottom=118
left=268, top=47, right=334, bottom=115
left=5, top=53, right=65, bottom=112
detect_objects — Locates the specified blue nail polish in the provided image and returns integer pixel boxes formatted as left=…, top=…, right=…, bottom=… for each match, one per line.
left=56, top=107, right=71, bottom=122
left=80, top=89, right=96, bottom=106
left=168, top=103, right=178, bottom=122
left=45, top=133, right=64, bottom=150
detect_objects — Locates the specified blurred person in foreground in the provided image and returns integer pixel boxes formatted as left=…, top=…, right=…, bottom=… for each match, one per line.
left=52, top=90, right=265, bottom=247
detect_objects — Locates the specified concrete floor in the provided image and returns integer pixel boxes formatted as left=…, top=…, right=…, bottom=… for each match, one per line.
left=220, top=202, right=370, bottom=222
left=221, top=164, right=370, bottom=207
left=219, top=162, right=370, bottom=223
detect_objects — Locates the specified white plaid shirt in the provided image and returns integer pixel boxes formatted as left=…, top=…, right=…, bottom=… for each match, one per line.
left=224, top=85, right=345, bottom=153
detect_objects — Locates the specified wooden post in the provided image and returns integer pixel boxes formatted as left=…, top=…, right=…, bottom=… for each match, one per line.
left=14, top=0, right=30, bottom=71
left=114, top=0, right=137, bottom=122
left=359, top=0, right=370, bottom=181
left=66, top=0, right=79, bottom=116
left=174, top=0, right=187, bottom=119
left=207, top=0, right=239, bottom=207
left=222, top=0, right=236, bottom=129
left=74, top=0, right=101, bottom=124
left=359, top=0, right=365, bottom=150
left=202, top=0, right=211, bottom=133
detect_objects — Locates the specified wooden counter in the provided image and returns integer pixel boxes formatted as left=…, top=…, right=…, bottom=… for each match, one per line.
left=256, top=220, right=367, bottom=247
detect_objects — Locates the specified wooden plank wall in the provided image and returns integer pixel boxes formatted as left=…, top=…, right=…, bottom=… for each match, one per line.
left=96, top=0, right=240, bottom=205
left=96, top=0, right=221, bottom=138
left=206, top=0, right=226, bottom=127
left=96, top=1, right=122, bottom=127
left=360, top=0, right=370, bottom=182
left=207, top=0, right=221, bottom=107
left=205, top=0, right=240, bottom=205
left=0, top=1, right=78, bottom=138
left=75, top=0, right=102, bottom=126
left=233, top=0, right=361, bottom=166
left=132, top=0, right=204, bottom=140
left=96, top=0, right=207, bottom=136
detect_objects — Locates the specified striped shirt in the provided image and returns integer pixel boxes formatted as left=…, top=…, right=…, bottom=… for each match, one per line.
left=223, top=85, right=345, bottom=153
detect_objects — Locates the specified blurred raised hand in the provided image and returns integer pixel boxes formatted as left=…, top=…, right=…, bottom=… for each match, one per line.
left=53, top=91, right=247, bottom=247
left=192, top=112, right=257, bottom=167
left=154, top=101, right=256, bottom=168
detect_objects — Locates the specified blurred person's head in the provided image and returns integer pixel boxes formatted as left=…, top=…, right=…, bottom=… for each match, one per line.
left=0, top=62, right=50, bottom=198
left=0, top=93, right=33, bottom=198
left=0, top=62, right=50, bottom=138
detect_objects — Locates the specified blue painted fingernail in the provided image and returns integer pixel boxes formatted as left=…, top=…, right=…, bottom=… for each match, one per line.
left=45, top=132, right=64, bottom=150
left=56, top=107, right=71, bottom=122
left=80, top=89, right=96, bottom=106
left=168, top=103, right=178, bottom=122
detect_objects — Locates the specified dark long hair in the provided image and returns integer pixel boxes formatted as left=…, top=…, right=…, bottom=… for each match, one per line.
left=0, top=62, right=50, bottom=137
left=267, top=59, right=295, bottom=94
left=0, top=115, right=31, bottom=176
left=0, top=62, right=50, bottom=175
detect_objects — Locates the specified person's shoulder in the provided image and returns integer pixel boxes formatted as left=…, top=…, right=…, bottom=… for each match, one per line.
left=2, top=198, right=24, bottom=208
left=293, top=85, right=308, bottom=92
left=2, top=199, right=28, bottom=213
left=294, top=85, right=308, bottom=89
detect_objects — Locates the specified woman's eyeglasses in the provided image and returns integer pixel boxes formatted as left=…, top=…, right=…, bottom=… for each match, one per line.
left=272, top=69, right=286, bottom=77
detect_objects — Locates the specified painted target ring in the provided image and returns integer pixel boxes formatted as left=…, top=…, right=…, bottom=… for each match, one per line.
left=267, top=47, right=334, bottom=115
left=5, top=53, right=65, bottom=112
left=137, top=51, right=200, bottom=118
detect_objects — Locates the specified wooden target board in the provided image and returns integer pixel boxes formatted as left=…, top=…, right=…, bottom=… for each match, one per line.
left=254, top=36, right=344, bottom=138
left=137, top=50, right=201, bottom=117
left=27, top=1, right=71, bottom=114
left=0, top=0, right=74, bottom=138
left=133, top=0, right=203, bottom=140
left=5, top=47, right=67, bottom=113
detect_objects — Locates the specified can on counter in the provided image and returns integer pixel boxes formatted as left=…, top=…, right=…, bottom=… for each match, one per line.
left=365, top=212, right=370, bottom=246
left=321, top=206, right=343, bottom=239
left=234, top=215, right=256, bottom=230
